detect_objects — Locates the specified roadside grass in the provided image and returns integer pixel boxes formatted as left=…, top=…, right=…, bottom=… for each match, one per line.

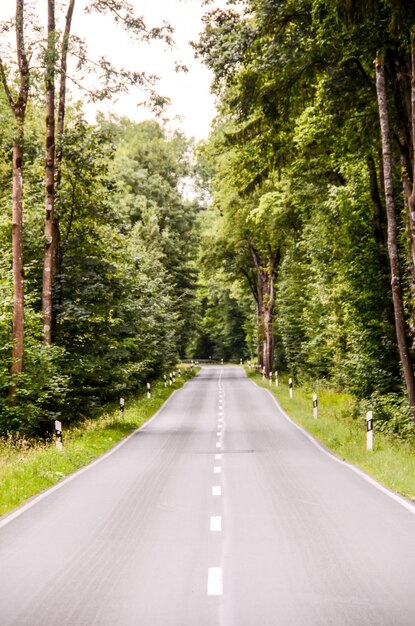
left=0, top=367, right=197, bottom=517
left=248, top=370, right=415, bottom=501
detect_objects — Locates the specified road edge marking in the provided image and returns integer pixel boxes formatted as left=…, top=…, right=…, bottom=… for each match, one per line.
left=0, top=383, right=189, bottom=530
left=247, top=374, right=415, bottom=516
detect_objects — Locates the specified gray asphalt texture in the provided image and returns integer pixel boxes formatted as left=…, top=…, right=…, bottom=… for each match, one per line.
left=1, top=365, right=415, bottom=625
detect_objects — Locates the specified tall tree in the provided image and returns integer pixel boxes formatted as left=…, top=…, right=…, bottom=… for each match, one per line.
left=0, top=0, right=30, bottom=382
left=40, top=0, right=174, bottom=344
left=375, top=55, right=415, bottom=413
left=42, top=0, right=56, bottom=343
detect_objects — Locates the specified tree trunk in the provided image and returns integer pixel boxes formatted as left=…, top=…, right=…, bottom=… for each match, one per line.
left=250, top=243, right=277, bottom=375
left=11, top=133, right=24, bottom=378
left=375, top=55, right=415, bottom=417
left=42, top=0, right=56, bottom=344
left=367, top=156, right=385, bottom=249
left=49, top=0, right=75, bottom=337
left=0, top=0, right=30, bottom=389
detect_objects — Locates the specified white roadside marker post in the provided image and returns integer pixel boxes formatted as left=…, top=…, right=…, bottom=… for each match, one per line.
left=313, top=393, right=318, bottom=419
left=262, top=367, right=266, bottom=381
left=169, top=372, right=173, bottom=385
left=119, top=397, right=125, bottom=419
left=221, top=358, right=223, bottom=365
left=275, top=371, right=278, bottom=387
left=269, top=371, right=272, bottom=386
left=55, top=420, right=63, bottom=451
left=173, top=371, right=176, bottom=383
left=366, top=411, right=373, bottom=451
left=147, top=382, right=151, bottom=399
left=289, top=377, right=293, bottom=399
left=164, top=374, right=167, bottom=387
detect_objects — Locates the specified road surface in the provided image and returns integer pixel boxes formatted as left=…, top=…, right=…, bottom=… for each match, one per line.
left=1, top=366, right=415, bottom=625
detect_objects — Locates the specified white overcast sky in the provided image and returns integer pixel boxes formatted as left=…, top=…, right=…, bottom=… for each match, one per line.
left=0, top=0, right=227, bottom=140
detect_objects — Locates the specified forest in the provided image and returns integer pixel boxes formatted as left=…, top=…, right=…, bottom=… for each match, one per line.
left=1, top=0, right=415, bottom=444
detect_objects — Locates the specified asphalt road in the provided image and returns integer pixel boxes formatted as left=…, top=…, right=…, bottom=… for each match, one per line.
left=1, top=365, right=415, bottom=625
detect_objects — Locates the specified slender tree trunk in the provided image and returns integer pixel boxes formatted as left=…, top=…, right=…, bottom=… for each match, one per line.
left=255, top=302, right=263, bottom=367
left=42, top=0, right=56, bottom=343
left=407, top=32, right=415, bottom=310
left=50, top=0, right=75, bottom=336
left=56, top=0, right=75, bottom=185
left=0, top=0, right=30, bottom=388
left=375, top=55, right=415, bottom=417
left=367, top=156, right=385, bottom=249
left=11, top=130, right=25, bottom=377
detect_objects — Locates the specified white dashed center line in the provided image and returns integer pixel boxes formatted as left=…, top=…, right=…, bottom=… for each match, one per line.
left=213, top=466, right=221, bottom=473
left=215, top=454, right=222, bottom=460
left=210, top=516, right=222, bottom=532
left=208, top=567, right=223, bottom=596
left=216, top=442, right=222, bottom=448
left=212, top=486, right=221, bottom=496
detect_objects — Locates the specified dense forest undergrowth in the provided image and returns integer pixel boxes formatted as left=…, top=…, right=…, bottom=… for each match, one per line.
left=2, top=0, right=415, bottom=466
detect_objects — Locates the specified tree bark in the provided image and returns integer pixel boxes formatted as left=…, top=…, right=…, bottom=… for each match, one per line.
left=375, top=55, right=415, bottom=417
left=367, top=156, right=385, bottom=249
left=56, top=0, right=75, bottom=186
left=42, top=0, right=56, bottom=344
left=48, top=0, right=75, bottom=337
left=0, top=0, right=30, bottom=386
left=249, top=243, right=278, bottom=375
left=11, top=134, right=25, bottom=378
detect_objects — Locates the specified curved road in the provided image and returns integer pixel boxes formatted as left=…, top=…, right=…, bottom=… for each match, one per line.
left=1, top=366, right=415, bottom=625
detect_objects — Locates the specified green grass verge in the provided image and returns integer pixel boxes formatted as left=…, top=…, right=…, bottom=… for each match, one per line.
left=248, top=369, right=415, bottom=501
left=0, top=367, right=197, bottom=517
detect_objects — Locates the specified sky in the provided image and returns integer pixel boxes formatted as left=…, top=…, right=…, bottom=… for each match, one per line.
left=0, top=0, right=226, bottom=141
left=73, top=0, right=224, bottom=140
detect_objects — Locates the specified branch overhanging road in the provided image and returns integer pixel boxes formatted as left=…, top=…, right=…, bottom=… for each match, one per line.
left=1, top=366, right=415, bottom=625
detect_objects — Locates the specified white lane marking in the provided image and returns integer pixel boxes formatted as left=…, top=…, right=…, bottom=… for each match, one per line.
left=217, top=431, right=221, bottom=437
left=215, top=454, right=222, bottom=460
left=210, top=516, right=222, bottom=531
left=253, top=384, right=415, bottom=517
left=208, top=567, right=223, bottom=596
left=212, top=486, right=222, bottom=496
left=216, top=442, right=222, bottom=448
left=0, top=386, right=187, bottom=530
left=214, top=466, right=221, bottom=473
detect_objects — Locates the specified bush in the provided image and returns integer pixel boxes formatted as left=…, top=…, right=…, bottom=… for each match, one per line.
left=357, top=391, right=415, bottom=443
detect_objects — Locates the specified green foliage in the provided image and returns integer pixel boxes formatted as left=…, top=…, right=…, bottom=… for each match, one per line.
left=358, top=392, right=415, bottom=443
left=195, top=0, right=411, bottom=434
left=0, top=105, right=201, bottom=436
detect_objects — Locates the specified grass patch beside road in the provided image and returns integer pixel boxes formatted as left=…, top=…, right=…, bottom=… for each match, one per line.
left=248, top=369, right=415, bottom=501
left=0, top=367, right=196, bottom=517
